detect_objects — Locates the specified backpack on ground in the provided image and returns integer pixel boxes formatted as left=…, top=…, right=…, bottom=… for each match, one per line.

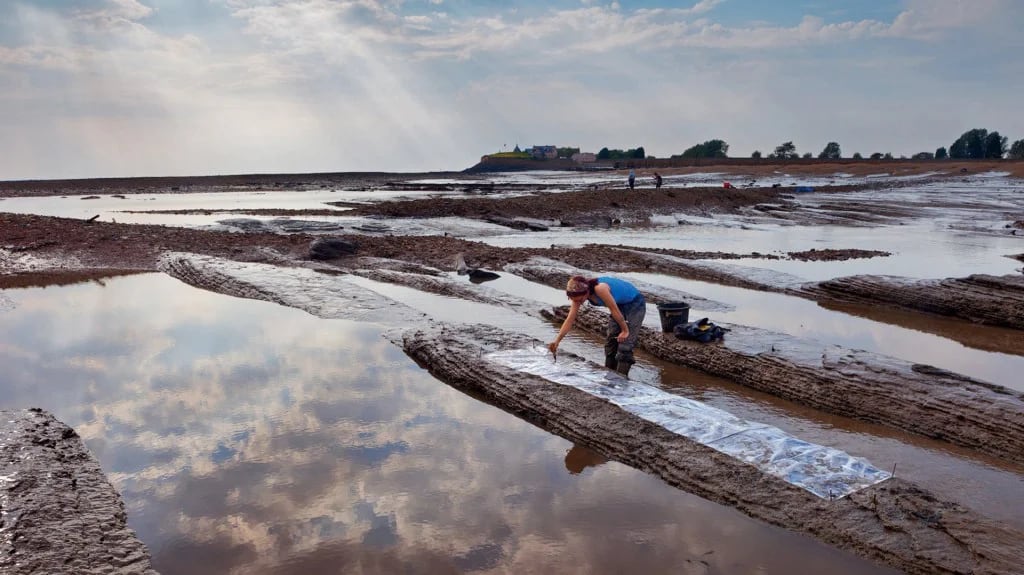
left=673, top=318, right=727, bottom=343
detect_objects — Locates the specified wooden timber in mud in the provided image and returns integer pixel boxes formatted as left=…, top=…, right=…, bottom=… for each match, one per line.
left=399, top=323, right=1024, bottom=575
left=342, top=260, right=1024, bottom=468
left=515, top=258, right=1024, bottom=336
left=802, top=273, right=1024, bottom=330
left=0, top=409, right=157, bottom=575
left=546, top=305, right=1024, bottom=468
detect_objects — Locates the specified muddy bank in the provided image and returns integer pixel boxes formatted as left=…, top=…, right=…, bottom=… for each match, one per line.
left=545, top=305, right=1024, bottom=467
left=338, top=186, right=785, bottom=222
left=0, top=214, right=776, bottom=288
left=4, top=210, right=1022, bottom=362
left=399, top=323, right=1024, bottom=575
left=0, top=409, right=156, bottom=575
left=0, top=171, right=462, bottom=198
left=804, top=274, right=1024, bottom=330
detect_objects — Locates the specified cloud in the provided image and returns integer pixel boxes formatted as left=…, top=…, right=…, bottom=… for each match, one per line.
left=0, top=0, right=1022, bottom=178
left=886, top=0, right=1017, bottom=39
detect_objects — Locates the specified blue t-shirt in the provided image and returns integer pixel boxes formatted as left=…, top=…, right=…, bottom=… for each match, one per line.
left=590, top=277, right=641, bottom=306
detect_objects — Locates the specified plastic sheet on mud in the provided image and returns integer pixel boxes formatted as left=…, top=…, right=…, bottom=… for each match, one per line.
left=485, top=347, right=891, bottom=499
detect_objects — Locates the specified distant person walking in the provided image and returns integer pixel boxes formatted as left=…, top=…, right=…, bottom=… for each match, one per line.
left=628, top=169, right=636, bottom=190
left=654, top=172, right=663, bottom=189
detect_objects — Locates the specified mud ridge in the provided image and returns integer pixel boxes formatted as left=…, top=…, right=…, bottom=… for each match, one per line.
left=0, top=408, right=157, bottom=575
left=399, top=323, right=1024, bottom=575
left=545, top=305, right=1024, bottom=466
left=805, top=274, right=1024, bottom=330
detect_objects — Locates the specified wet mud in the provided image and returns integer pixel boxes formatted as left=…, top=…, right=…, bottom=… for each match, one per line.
left=0, top=171, right=459, bottom=198
left=4, top=170, right=1024, bottom=572
left=399, top=323, right=1024, bottom=575
left=337, top=186, right=787, bottom=223
left=805, top=274, right=1024, bottom=330
left=0, top=409, right=157, bottom=575
left=545, top=305, right=1024, bottom=467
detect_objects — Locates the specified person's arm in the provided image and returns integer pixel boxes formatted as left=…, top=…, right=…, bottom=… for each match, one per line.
left=548, top=299, right=582, bottom=355
left=593, top=283, right=630, bottom=342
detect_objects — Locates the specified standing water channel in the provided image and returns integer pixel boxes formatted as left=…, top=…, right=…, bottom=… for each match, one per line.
left=0, top=273, right=900, bottom=575
left=2, top=170, right=1023, bottom=573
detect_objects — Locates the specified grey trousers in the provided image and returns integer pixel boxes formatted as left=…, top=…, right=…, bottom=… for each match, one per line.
left=604, top=296, right=646, bottom=367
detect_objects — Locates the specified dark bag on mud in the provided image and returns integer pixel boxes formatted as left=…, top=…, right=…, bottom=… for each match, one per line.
left=673, top=318, right=727, bottom=343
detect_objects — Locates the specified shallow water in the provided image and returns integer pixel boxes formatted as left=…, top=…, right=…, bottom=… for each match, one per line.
left=3, top=170, right=1024, bottom=572
left=366, top=272, right=1024, bottom=527
left=0, top=273, right=900, bottom=575
left=624, top=273, right=1024, bottom=391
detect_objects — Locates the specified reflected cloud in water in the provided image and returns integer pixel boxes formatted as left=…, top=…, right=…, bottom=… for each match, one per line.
left=0, top=274, right=896, bottom=574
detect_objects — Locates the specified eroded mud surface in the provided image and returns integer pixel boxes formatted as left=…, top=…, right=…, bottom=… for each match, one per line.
left=804, top=274, right=1024, bottom=330
left=399, top=323, right=1024, bottom=575
left=4, top=168, right=1024, bottom=573
left=0, top=409, right=156, bottom=575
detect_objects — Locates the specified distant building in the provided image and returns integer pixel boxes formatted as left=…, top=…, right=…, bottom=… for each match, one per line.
left=530, top=145, right=558, bottom=159
left=572, top=152, right=596, bottom=163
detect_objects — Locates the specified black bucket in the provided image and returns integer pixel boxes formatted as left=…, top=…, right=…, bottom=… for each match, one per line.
left=656, top=302, right=690, bottom=333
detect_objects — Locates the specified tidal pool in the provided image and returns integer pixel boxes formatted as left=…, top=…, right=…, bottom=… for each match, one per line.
left=0, top=273, right=898, bottom=575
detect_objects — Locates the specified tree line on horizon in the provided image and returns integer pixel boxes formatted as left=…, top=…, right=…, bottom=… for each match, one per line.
left=591, top=129, right=1024, bottom=162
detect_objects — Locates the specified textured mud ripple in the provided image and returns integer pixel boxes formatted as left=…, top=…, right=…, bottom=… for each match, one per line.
left=548, top=305, right=1024, bottom=467
left=805, top=274, right=1024, bottom=330
left=398, top=323, right=1024, bottom=575
left=0, top=409, right=156, bottom=575
left=158, top=252, right=429, bottom=325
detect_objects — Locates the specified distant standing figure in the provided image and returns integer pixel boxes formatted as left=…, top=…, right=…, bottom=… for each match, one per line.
left=654, top=172, right=663, bottom=189
left=628, top=169, right=636, bottom=190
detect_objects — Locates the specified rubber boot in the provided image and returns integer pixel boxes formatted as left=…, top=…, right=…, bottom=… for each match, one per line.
left=604, top=355, right=618, bottom=370
left=615, top=362, right=632, bottom=378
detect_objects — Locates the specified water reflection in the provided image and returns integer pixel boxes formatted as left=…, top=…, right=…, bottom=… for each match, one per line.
left=564, top=444, right=608, bottom=475
left=0, top=274, right=897, bottom=574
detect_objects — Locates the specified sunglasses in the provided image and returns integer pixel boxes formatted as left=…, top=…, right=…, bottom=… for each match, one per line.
left=566, top=289, right=589, bottom=298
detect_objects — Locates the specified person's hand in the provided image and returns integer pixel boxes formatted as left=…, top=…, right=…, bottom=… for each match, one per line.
left=616, top=329, right=629, bottom=343
left=547, top=341, right=559, bottom=356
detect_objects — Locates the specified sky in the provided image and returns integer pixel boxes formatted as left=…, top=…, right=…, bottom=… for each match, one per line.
left=1, top=0, right=1022, bottom=180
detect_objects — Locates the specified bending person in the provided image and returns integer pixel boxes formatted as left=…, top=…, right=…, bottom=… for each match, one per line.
left=548, top=275, right=646, bottom=377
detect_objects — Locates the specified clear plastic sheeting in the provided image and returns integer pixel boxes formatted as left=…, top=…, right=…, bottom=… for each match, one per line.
left=485, top=347, right=891, bottom=499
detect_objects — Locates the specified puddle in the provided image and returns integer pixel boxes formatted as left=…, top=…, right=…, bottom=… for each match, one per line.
left=0, top=273, right=900, bottom=575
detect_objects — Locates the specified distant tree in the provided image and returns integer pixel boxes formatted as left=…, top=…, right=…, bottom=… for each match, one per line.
left=751, top=150, right=762, bottom=158
left=1009, top=139, right=1024, bottom=160
left=883, top=152, right=894, bottom=159
left=912, top=152, right=934, bottom=160
left=983, top=132, right=1008, bottom=158
left=869, top=152, right=884, bottom=160
left=935, top=146, right=948, bottom=159
left=852, top=152, right=863, bottom=159
left=556, top=147, right=580, bottom=159
left=950, top=128, right=991, bottom=159
left=818, top=142, right=841, bottom=159
left=802, top=152, right=813, bottom=158
left=677, top=139, right=729, bottom=159
left=597, top=147, right=646, bottom=160
left=769, top=141, right=798, bottom=159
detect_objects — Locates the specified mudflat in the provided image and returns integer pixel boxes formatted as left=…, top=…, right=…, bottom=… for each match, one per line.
left=2, top=161, right=1024, bottom=574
